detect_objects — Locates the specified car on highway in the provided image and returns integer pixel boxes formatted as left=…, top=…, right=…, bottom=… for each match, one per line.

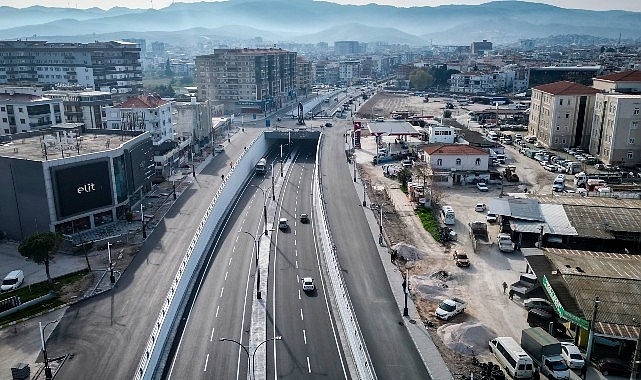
left=301, top=277, right=315, bottom=293
left=325, top=122, right=333, bottom=127
left=560, top=342, right=584, bottom=369
left=453, top=251, right=470, bottom=267
left=476, top=182, right=489, bottom=192
left=300, top=213, right=309, bottom=223
left=596, top=357, right=631, bottom=377
left=278, top=218, right=289, bottom=230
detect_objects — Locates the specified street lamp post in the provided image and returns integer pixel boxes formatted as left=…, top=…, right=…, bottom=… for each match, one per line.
left=403, top=268, right=409, bottom=317
left=140, top=203, right=147, bottom=239
left=251, top=186, right=268, bottom=236
left=241, top=231, right=261, bottom=299
left=39, top=320, right=58, bottom=380
left=219, top=336, right=282, bottom=380
left=107, top=242, right=115, bottom=284
left=362, top=179, right=367, bottom=207
left=585, top=296, right=601, bottom=363
left=271, top=162, right=275, bottom=200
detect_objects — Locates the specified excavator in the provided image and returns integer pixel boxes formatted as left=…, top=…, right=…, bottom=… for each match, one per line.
left=503, top=165, right=519, bottom=182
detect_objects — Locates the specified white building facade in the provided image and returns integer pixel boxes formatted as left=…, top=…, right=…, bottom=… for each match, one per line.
left=0, top=87, right=63, bottom=135
left=104, top=94, right=173, bottom=145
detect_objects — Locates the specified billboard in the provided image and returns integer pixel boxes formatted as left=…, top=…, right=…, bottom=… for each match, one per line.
left=53, top=160, right=113, bottom=218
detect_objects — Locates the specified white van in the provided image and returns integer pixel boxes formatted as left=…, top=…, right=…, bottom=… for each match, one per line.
left=489, top=337, right=534, bottom=379
left=1, top=270, right=24, bottom=291
left=440, top=205, right=456, bottom=225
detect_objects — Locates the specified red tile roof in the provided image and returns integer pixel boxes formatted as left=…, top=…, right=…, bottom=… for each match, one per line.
left=533, top=81, right=600, bottom=95
left=117, top=94, right=168, bottom=108
left=594, top=70, right=641, bottom=82
left=424, top=144, right=489, bottom=156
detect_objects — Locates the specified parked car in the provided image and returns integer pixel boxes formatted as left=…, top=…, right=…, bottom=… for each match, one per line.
left=401, top=159, right=413, bottom=168
left=596, top=357, right=631, bottom=377
left=523, top=297, right=554, bottom=311
left=475, top=203, right=486, bottom=212
left=301, top=277, right=315, bottom=293
left=1, top=270, right=24, bottom=291
left=476, top=182, right=489, bottom=192
left=453, top=251, right=470, bottom=267
left=214, top=144, right=225, bottom=153
left=560, top=342, right=584, bottom=369
left=278, top=218, right=289, bottom=230
left=486, top=213, right=498, bottom=223
left=324, top=122, right=333, bottom=127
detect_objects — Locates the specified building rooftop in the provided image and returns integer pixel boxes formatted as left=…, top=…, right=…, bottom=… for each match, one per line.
left=533, top=81, right=601, bottom=96
left=366, top=120, right=418, bottom=136
left=424, top=143, right=489, bottom=156
left=0, top=127, right=137, bottom=162
left=117, top=94, right=169, bottom=109
left=594, top=70, right=641, bottom=83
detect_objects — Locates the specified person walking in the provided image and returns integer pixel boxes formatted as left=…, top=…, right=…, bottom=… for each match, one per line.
left=502, top=281, right=508, bottom=293
left=580, top=363, right=587, bottom=379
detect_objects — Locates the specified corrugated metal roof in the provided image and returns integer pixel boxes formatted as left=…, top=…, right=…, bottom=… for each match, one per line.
left=540, top=204, right=577, bottom=236
left=509, top=198, right=544, bottom=221
left=488, top=198, right=510, bottom=216
left=510, top=220, right=548, bottom=234
left=367, top=120, right=418, bottom=135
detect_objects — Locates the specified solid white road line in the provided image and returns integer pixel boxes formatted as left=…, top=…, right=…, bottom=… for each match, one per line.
left=204, top=353, right=209, bottom=372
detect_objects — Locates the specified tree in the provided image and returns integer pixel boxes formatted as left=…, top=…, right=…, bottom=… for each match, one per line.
left=409, top=68, right=433, bottom=90
left=18, top=232, right=63, bottom=285
left=164, top=58, right=173, bottom=77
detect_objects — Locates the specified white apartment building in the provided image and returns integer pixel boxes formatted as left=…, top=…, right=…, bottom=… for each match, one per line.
left=528, top=81, right=599, bottom=150
left=590, top=71, right=641, bottom=166
left=0, top=87, right=63, bottom=135
left=450, top=68, right=528, bottom=94
left=339, top=61, right=361, bottom=85
left=104, top=94, right=173, bottom=145
left=428, top=125, right=457, bottom=144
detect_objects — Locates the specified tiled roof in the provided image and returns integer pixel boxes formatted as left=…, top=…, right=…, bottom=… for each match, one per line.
left=423, top=143, right=489, bottom=155
left=118, top=94, right=168, bottom=108
left=533, top=81, right=600, bottom=95
left=595, top=70, right=641, bottom=82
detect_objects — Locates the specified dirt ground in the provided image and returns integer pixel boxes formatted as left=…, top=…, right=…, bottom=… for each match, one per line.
left=355, top=91, right=536, bottom=378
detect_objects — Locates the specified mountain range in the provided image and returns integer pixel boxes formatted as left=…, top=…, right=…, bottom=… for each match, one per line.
left=1, top=0, right=640, bottom=47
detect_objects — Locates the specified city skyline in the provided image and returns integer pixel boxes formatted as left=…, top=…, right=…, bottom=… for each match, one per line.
left=0, top=0, right=640, bottom=12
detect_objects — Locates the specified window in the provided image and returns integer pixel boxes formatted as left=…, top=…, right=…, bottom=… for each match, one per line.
left=559, top=99, right=563, bottom=105
left=633, top=121, right=639, bottom=130
left=455, top=158, right=462, bottom=166
left=566, top=114, right=569, bottom=119
left=0, top=106, right=4, bottom=112
left=635, top=108, right=640, bottom=115
left=20, top=119, right=25, bottom=124
left=630, top=138, right=635, bottom=144
left=628, top=151, right=634, bottom=159
left=475, top=158, right=481, bottom=166
left=436, top=158, right=443, bottom=166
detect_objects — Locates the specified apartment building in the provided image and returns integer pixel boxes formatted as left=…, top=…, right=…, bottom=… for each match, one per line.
left=339, top=61, right=361, bottom=85
left=44, top=88, right=113, bottom=129
left=528, top=81, right=599, bottom=150
left=295, top=57, right=313, bottom=96
left=104, top=94, right=173, bottom=145
left=195, top=48, right=297, bottom=114
left=471, top=40, right=493, bottom=56
left=0, top=40, right=143, bottom=94
left=0, top=87, right=63, bottom=135
left=590, top=71, right=641, bottom=166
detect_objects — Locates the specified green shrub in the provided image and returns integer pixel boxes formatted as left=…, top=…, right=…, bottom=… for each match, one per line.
left=415, top=206, right=442, bottom=242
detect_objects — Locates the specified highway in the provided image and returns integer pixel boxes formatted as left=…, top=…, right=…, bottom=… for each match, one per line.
left=269, top=143, right=348, bottom=379
left=320, top=122, right=432, bottom=379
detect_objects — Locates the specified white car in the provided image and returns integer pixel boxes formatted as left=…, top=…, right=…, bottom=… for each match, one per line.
left=474, top=203, right=486, bottom=212
left=476, top=182, right=489, bottom=192
left=560, top=342, right=585, bottom=369
left=486, top=213, right=498, bottom=223
left=1, top=270, right=24, bottom=291
left=278, top=218, right=289, bottom=230
left=523, top=297, right=554, bottom=311
left=214, top=144, right=225, bottom=153
left=301, top=277, right=315, bottom=292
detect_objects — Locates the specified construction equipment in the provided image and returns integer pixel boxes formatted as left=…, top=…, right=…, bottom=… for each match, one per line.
left=503, top=165, right=519, bottom=182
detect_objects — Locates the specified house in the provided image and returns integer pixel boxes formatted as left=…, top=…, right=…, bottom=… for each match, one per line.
left=423, top=144, right=491, bottom=186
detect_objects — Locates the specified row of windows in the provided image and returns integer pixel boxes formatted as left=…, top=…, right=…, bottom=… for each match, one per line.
left=434, top=158, right=483, bottom=166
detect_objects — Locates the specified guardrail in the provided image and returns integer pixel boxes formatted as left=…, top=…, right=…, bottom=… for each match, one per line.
left=133, top=134, right=268, bottom=380
left=314, top=133, right=377, bottom=380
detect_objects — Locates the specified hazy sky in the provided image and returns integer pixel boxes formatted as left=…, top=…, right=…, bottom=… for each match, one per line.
left=1, top=0, right=640, bottom=12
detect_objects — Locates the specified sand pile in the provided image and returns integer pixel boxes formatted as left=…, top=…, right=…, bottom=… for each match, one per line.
left=392, top=242, right=424, bottom=261
left=437, top=321, right=497, bottom=356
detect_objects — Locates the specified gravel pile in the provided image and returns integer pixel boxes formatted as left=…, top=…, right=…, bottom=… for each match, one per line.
left=391, top=242, right=424, bottom=261
left=437, top=321, right=496, bottom=356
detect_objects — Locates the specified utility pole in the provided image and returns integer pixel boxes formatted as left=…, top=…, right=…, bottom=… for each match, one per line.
left=631, top=319, right=641, bottom=380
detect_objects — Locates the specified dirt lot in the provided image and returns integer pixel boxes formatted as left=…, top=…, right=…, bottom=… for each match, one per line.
left=354, top=92, right=538, bottom=377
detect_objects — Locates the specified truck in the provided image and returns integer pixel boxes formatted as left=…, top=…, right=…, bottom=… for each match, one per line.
left=469, top=221, right=488, bottom=252
left=255, top=158, right=267, bottom=175
left=521, top=327, right=570, bottom=380
left=574, top=171, right=623, bottom=188
left=510, top=273, right=540, bottom=299
left=503, top=165, right=519, bottom=182
left=497, top=233, right=514, bottom=253
left=434, top=297, right=466, bottom=321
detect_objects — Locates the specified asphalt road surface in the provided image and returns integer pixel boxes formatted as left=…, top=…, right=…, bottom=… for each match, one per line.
left=45, top=128, right=262, bottom=380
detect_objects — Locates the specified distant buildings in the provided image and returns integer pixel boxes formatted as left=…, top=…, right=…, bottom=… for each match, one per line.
left=471, top=40, right=492, bottom=56
left=528, top=66, right=604, bottom=88
left=0, top=40, right=143, bottom=94
left=194, top=48, right=297, bottom=114
left=334, top=41, right=365, bottom=55
left=0, top=87, right=63, bottom=135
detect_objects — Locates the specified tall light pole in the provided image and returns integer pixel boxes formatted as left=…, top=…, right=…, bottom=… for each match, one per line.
left=251, top=185, right=268, bottom=236
left=271, top=162, right=275, bottom=200
left=140, top=203, right=147, bottom=239
left=39, top=320, right=58, bottom=380
left=241, top=231, right=261, bottom=299
left=107, top=242, right=115, bottom=284
left=219, top=336, right=282, bottom=380
left=585, top=296, right=600, bottom=363
left=280, top=144, right=284, bottom=177
left=403, top=268, right=409, bottom=317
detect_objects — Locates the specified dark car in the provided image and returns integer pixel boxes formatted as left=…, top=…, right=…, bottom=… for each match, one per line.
left=596, top=357, right=631, bottom=377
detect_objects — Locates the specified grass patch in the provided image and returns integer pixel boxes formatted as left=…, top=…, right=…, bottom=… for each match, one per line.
left=0, top=269, right=90, bottom=325
left=415, top=206, right=442, bottom=242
